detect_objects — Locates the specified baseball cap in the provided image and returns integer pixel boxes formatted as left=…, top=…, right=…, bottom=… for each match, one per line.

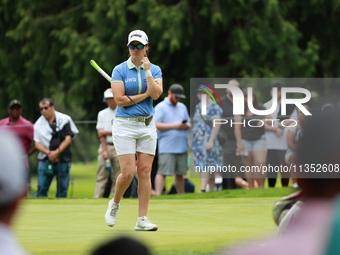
left=104, top=88, right=114, bottom=99
left=8, top=99, right=22, bottom=108
left=270, top=81, right=284, bottom=89
left=127, top=30, right=149, bottom=46
left=169, top=84, right=186, bottom=99
left=0, top=131, right=26, bottom=205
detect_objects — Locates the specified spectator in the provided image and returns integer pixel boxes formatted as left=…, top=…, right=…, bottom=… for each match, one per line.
left=94, top=88, right=121, bottom=198
left=285, top=106, right=310, bottom=188
left=129, top=174, right=157, bottom=198
left=0, top=99, right=35, bottom=193
left=234, top=89, right=272, bottom=188
left=90, top=236, right=151, bottom=255
left=33, top=98, right=79, bottom=197
left=0, top=131, right=30, bottom=255
left=275, top=191, right=303, bottom=236
left=154, top=84, right=190, bottom=195
left=167, top=175, right=195, bottom=194
left=105, top=29, right=162, bottom=231
left=220, top=79, right=241, bottom=189
left=192, top=85, right=223, bottom=192
left=223, top=110, right=340, bottom=255
left=264, top=81, right=297, bottom=187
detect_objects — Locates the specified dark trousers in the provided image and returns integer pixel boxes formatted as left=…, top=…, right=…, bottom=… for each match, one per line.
left=266, top=150, right=290, bottom=187
left=222, top=138, right=239, bottom=189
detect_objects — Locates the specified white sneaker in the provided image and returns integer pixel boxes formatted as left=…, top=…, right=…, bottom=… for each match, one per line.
left=105, top=200, right=119, bottom=227
left=135, top=216, right=158, bottom=231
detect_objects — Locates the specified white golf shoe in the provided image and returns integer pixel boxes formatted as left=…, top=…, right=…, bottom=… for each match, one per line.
left=105, top=200, right=119, bottom=227
left=135, top=216, right=158, bottom=231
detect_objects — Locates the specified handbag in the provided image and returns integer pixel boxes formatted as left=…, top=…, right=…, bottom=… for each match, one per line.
left=199, top=109, right=227, bottom=146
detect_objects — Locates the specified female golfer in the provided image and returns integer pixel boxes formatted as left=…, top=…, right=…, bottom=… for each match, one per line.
left=105, top=30, right=163, bottom=231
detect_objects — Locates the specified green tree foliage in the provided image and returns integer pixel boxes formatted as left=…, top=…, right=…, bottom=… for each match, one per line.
left=1, top=0, right=339, bottom=160
left=280, top=0, right=340, bottom=96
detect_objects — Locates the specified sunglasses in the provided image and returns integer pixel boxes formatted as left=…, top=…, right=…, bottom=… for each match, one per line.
left=129, top=44, right=145, bottom=50
left=39, top=106, right=50, bottom=111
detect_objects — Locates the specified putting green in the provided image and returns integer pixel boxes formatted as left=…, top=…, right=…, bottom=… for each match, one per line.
left=14, top=196, right=281, bottom=255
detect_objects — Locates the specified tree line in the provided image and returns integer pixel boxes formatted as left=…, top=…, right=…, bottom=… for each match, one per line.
left=1, top=0, right=340, bottom=161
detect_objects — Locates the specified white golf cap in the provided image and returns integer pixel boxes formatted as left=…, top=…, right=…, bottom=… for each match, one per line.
left=127, top=30, right=149, bottom=46
left=0, top=131, right=26, bottom=205
left=104, top=88, right=114, bottom=99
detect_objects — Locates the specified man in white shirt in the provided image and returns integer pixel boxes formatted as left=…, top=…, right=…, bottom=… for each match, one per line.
left=0, top=131, right=30, bottom=255
left=94, top=89, right=121, bottom=198
left=264, top=81, right=297, bottom=187
left=34, top=98, right=79, bottom=198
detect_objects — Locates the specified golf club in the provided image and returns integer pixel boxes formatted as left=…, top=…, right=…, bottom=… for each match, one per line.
left=90, top=60, right=153, bottom=126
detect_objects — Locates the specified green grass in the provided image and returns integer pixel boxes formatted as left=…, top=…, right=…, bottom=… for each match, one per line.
left=16, top=196, right=285, bottom=255
left=28, top=162, right=98, bottom=199
left=16, top=162, right=296, bottom=255
left=28, top=161, right=205, bottom=198
left=28, top=162, right=291, bottom=198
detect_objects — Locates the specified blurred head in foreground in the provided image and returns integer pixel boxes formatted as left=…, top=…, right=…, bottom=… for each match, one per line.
left=222, top=109, right=340, bottom=255
left=91, top=236, right=151, bottom=255
left=0, top=131, right=26, bottom=225
left=296, top=109, right=340, bottom=198
left=0, top=131, right=28, bottom=255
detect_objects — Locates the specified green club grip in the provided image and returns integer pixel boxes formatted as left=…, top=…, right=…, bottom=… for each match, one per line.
left=90, top=59, right=112, bottom=83
left=90, top=60, right=100, bottom=70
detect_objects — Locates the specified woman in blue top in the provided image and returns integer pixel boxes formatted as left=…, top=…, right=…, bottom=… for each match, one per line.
left=105, top=30, right=163, bottom=231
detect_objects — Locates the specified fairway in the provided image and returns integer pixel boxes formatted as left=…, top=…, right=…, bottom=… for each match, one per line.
left=16, top=162, right=295, bottom=254
left=14, top=194, right=287, bottom=255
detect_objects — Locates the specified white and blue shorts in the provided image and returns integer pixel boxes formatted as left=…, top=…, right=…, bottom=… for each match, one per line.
left=112, top=117, right=157, bottom=156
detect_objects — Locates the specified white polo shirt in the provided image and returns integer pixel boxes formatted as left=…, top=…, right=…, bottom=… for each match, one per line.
left=96, top=107, right=116, bottom=144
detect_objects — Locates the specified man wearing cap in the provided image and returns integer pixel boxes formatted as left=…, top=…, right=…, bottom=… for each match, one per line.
left=0, top=131, right=30, bottom=255
left=0, top=99, right=35, bottom=193
left=264, top=81, right=298, bottom=187
left=153, top=84, right=190, bottom=195
left=34, top=98, right=79, bottom=197
left=94, top=89, right=121, bottom=198
left=0, top=100, right=35, bottom=156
